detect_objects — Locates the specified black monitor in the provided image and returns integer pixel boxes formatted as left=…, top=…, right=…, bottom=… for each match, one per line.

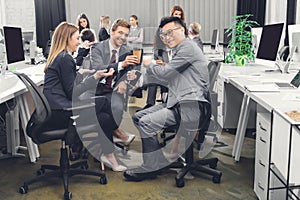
left=3, top=26, right=25, bottom=65
left=223, top=28, right=231, bottom=48
left=211, top=29, right=219, bottom=50
left=256, top=23, right=284, bottom=66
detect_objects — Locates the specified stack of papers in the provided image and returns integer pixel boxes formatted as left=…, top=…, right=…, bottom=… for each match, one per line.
left=244, top=84, right=279, bottom=92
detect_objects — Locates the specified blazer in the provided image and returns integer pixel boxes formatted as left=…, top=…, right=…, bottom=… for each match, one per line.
left=43, top=51, right=98, bottom=110
left=145, top=39, right=210, bottom=108
left=98, top=28, right=110, bottom=42
left=192, top=37, right=204, bottom=52
left=90, top=39, right=132, bottom=94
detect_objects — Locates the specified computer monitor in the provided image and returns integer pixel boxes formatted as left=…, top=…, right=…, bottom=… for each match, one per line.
left=256, top=23, right=284, bottom=67
left=22, top=31, right=34, bottom=54
left=211, top=29, right=219, bottom=51
left=288, top=24, right=300, bottom=63
left=223, top=28, right=231, bottom=48
left=251, top=27, right=263, bottom=56
left=3, top=26, right=25, bottom=66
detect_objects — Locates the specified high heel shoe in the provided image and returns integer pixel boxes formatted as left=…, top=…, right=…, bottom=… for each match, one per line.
left=100, top=155, right=127, bottom=172
left=113, top=133, right=136, bottom=145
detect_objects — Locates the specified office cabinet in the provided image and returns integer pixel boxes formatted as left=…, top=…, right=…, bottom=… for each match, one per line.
left=254, top=112, right=271, bottom=200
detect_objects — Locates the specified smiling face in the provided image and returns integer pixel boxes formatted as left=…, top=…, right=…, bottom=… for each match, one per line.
left=79, top=18, right=88, bottom=29
left=129, top=17, right=137, bottom=26
left=68, top=30, right=80, bottom=53
left=160, top=22, right=185, bottom=48
left=172, top=10, right=182, bottom=19
left=110, top=26, right=129, bottom=48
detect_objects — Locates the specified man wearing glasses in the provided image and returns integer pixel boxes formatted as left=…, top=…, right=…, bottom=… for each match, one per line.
left=90, top=18, right=138, bottom=145
left=124, top=16, right=211, bottom=181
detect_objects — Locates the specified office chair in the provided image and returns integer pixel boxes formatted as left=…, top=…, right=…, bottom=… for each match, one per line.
left=159, top=61, right=222, bottom=187
left=14, top=72, right=107, bottom=200
left=160, top=99, right=222, bottom=188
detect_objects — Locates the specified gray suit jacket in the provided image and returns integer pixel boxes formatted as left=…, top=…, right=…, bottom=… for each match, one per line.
left=90, top=39, right=131, bottom=92
left=145, top=39, right=210, bottom=108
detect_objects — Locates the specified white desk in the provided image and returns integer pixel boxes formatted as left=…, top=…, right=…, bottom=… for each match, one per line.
left=0, top=62, right=45, bottom=162
left=217, top=63, right=300, bottom=199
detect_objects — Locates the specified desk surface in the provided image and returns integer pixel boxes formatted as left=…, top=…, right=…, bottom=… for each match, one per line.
left=0, top=62, right=44, bottom=104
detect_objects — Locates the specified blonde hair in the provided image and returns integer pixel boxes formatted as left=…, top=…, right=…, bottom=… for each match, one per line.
left=100, top=15, right=110, bottom=28
left=45, top=22, right=78, bottom=72
left=189, top=22, right=201, bottom=35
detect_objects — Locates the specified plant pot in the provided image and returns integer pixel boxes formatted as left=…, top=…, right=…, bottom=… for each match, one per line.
left=235, top=55, right=247, bottom=66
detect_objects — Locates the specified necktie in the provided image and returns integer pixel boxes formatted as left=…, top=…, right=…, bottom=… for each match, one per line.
left=103, top=49, right=117, bottom=92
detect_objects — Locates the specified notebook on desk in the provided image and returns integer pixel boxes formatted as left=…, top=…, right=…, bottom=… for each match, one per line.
left=274, top=69, right=300, bottom=89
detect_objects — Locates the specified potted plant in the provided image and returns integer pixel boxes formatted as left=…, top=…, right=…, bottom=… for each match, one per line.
left=225, top=14, right=259, bottom=66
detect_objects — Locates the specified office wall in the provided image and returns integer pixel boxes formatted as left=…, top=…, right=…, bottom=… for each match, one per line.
left=65, top=0, right=237, bottom=44
left=0, top=0, right=36, bottom=33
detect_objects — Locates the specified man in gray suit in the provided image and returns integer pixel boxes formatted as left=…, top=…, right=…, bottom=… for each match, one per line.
left=124, top=16, right=211, bottom=181
left=91, top=18, right=138, bottom=143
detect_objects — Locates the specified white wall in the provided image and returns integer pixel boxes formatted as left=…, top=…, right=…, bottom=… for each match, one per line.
left=65, top=0, right=237, bottom=44
left=0, top=0, right=36, bottom=34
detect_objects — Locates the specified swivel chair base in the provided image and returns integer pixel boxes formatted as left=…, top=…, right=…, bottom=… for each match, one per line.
left=168, top=137, right=222, bottom=188
left=19, top=143, right=107, bottom=200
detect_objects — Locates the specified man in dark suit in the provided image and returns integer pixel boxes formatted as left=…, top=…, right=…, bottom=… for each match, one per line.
left=91, top=18, right=138, bottom=142
left=123, top=17, right=211, bottom=181
left=188, top=22, right=204, bottom=52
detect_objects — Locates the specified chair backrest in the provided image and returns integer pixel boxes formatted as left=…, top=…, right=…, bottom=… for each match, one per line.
left=207, top=61, right=221, bottom=91
left=13, top=72, right=52, bottom=144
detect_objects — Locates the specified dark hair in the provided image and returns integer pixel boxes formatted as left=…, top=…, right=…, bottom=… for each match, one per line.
left=111, top=18, right=130, bottom=32
left=77, top=13, right=90, bottom=33
left=170, top=5, right=185, bottom=22
left=80, top=29, right=95, bottom=42
left=159, top=16, right=185, bottom=28
left=130, top=15, right=138, bottom=25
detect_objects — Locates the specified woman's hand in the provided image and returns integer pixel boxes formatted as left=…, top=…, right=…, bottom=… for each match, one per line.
left=78, top=68, right=95, bottom=75
left=93, top=68, right=115, bottom=80
left=114, top=81, right=127, bottom=94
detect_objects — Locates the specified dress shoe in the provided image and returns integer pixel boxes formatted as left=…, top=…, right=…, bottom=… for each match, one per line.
left=113, top=133, right=136, bottom=145
left=135, top=104, right=153, bottom=112
left=100, top=155, right=127, bottom=172
left=123, top=167, right=158, bottom=182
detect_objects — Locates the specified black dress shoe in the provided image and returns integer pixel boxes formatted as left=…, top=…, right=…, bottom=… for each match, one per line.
left=135, top=104, right=153, bottom=113
left=69, top=142, right=83, bottom=161
left=123, top=167, right=158, bottom=182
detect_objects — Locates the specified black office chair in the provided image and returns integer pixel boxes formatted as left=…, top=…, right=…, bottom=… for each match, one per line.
left=14, top=72, right=107, bottom=200
left=158, top=62, right=222, bottom=187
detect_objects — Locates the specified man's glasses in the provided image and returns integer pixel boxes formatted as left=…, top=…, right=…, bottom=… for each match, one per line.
left=160, top=27, right=181, bottom=40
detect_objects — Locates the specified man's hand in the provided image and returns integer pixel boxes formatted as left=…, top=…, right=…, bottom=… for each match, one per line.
left=127, top=70, right=137, bottom=81
left=122, top=55, right=139, bottom=68
left=93, top=68, right=115, bottom=80
left=114, top=81, right=127, bottom=94
left=156, top=60, right=166, bottom=66
left=142, top=58, right=152, bottom=67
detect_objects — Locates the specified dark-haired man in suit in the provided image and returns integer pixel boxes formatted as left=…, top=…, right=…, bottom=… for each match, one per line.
left=91, top=18, right=138, bottom=144
left=123, top=16, right=211, bottom=181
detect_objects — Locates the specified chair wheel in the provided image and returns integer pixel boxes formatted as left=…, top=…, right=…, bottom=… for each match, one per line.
left=37, top=168, right=45, bottom=176
left=19, top=185, right=28, bottom=194
left=99, top=176, right=107, bottom=184
left=81, top=163, right=89, bottom=170
left=175, top=178, right=185, bottom=188
left=209, top=163, right=217, bottom=169
left=212, top=174, right=221, bottom=183
left=64, top=191, right=72, bottom=200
